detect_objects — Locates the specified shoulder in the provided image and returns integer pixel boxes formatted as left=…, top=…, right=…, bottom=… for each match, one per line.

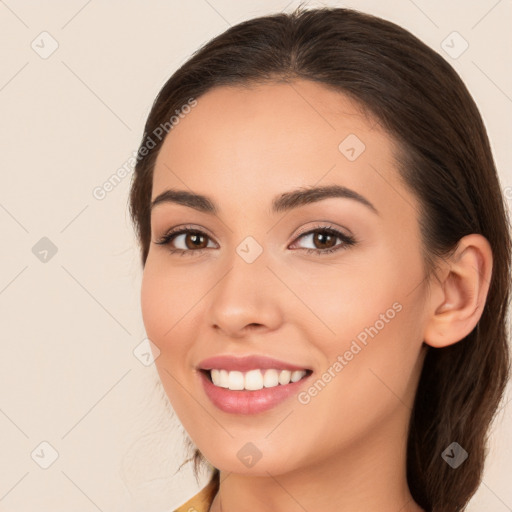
left=173, top=475, right=219, bottom=512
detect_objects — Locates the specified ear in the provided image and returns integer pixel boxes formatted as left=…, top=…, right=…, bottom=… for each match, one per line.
left=423, top=234, right=493, bottom=348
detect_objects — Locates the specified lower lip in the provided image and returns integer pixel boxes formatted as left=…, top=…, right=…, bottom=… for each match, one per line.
left=198, top=370, right=312, bottom=415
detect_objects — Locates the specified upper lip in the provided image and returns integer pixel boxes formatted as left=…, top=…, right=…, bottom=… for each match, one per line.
left=197, top=355, right=312, bottom=373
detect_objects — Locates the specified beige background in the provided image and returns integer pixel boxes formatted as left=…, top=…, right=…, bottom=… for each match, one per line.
left=0, top=1, right=511, bottom=511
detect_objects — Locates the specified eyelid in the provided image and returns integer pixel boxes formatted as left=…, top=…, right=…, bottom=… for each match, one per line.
left=154, top=224, right=218, bottom=244
left=292, top=222, right=354, bottom=240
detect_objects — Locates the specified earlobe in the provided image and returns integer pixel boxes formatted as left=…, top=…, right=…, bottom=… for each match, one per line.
left=423, top=234, right=493, bottom=349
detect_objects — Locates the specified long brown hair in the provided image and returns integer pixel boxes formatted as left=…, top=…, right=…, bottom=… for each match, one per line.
left=129, top=6, right=511, bottom=511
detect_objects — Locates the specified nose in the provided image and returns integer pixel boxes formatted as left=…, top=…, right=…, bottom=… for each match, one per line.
left=207, top=248, right=284, bottom=339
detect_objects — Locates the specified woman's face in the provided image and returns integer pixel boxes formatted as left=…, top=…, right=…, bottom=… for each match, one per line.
left=141, top=80, right=430, bottom=475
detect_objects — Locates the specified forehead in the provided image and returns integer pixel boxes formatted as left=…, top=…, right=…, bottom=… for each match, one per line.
left=155, top=80, right=382, bottom=163
left=151, top=80, right=408, bottom=216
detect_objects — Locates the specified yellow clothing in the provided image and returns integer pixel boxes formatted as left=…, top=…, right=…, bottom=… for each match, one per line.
left=173, top=475, right=219, bottom=512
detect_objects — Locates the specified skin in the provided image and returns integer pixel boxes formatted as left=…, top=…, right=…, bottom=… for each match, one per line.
left=141, top=80, right=492, bottom=512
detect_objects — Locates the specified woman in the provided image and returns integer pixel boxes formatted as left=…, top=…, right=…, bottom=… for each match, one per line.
left=129, top=5, right=511, bottom=512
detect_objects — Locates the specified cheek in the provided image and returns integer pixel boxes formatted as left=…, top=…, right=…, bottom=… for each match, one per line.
left=291, top=244, right=417, bottom=343
left=299, top=239, right=426, bottom=398
left=309, top=245, right=426, bottom=411
left=140, top=266, right=166, bottom=343
left=141, top=254, right=193, bottom=337
left=140, top=261, right=189, bottom=359
left=140, top=264, right=194, bottom=408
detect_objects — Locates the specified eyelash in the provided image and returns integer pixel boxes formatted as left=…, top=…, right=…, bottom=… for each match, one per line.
left=154, top=224, right=357, bottom=257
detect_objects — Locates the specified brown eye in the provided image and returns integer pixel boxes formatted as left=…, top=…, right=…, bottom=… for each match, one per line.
left=183, top=232, right=209, bottom=250
left=291, top=226, right=357, bottom=255
left=311, top=231, right=337, bottom=250
left=155, top=227, right=217, bottom=255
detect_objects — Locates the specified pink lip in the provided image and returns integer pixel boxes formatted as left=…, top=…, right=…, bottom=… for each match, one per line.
left=198, top=369, right=312, bottom=415
left=197, top=354, right=311, bottom=372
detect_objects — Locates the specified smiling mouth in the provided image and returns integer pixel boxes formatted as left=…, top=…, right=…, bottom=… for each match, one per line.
left=200, top=368, right=313, bottom=391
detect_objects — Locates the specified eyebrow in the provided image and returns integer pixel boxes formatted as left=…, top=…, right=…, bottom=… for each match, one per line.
left=150, top=184, right=378, bottom=215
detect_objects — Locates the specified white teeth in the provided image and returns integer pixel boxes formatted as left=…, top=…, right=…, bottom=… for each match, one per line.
left=219, top=369, right=229, bottom=388
left=244, top=369, right=264, bottom=390
left=209, top=368, right=308, bottom=390
left=211, top=369, right=230, bottom=388
left=263, top=369, right=279, bottom=388
left=290, top=370, right=305, bottom=382
left=278, top=370, right=292, bottom=385
left=228, top=371, right=245, bottom=390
